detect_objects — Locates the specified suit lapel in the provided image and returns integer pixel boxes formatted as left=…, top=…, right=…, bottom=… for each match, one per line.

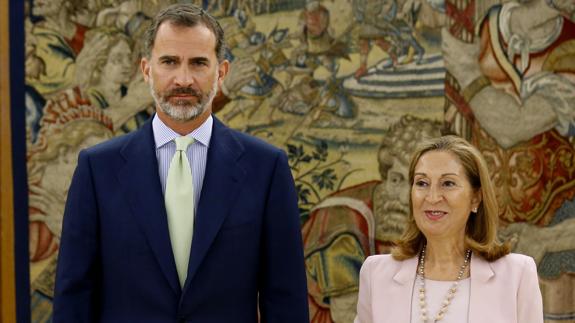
left=117, top=120, right=180, bottom=294
left=469, top=253, right=495, bottom=323
left=390, top=256, right=418, bottom=323
left=182, top=117, right=246, bottom=293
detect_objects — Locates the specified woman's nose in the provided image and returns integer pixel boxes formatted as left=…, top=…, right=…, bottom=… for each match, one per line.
left=425, top=185, right=443, bottom=203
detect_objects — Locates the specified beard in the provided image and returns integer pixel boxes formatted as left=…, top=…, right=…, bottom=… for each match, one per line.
left=148, top=68, right=219, bottom=122
left=374, top=185, right=411, bottom=242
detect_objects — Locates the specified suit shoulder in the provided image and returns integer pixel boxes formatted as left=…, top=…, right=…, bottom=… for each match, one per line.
left=363, top=254, right=399, bottom=269
left=491, top=253, right=537, bottom=275
left=83, top=131, right=136, bottom=157
left=360, top=254, right=407, bottom=281
left=496, top=253, right=535, bottom=266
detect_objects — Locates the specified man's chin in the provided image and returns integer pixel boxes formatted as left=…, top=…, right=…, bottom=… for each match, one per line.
left=162, top=106, right=207, bottom=122
left=168, top=112, right=203, bottom=123
left=375, top=211, right=409, bottom=241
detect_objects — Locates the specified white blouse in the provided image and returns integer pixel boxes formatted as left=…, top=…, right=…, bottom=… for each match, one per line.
left=410, top=278, right=470, bottom=323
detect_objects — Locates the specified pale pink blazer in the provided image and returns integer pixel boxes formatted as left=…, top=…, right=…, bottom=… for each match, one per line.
left=354, top=253, right=543, bottom=323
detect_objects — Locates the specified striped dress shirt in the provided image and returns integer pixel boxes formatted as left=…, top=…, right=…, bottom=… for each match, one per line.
left=152, top=113, right=212, bottom=213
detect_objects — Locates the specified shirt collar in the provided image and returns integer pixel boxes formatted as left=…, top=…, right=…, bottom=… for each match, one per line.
left=152, top=113, right=213, bottom=149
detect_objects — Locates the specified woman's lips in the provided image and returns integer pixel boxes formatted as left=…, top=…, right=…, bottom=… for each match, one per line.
left=424, top=210, right=447, bottom=221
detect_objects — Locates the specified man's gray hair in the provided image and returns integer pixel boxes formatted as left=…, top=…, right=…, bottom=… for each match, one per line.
left=143, top=3, right=227, bottom=61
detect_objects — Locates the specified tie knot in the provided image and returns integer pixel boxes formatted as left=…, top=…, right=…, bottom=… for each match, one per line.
left=174, top=136, right=194, bottom=152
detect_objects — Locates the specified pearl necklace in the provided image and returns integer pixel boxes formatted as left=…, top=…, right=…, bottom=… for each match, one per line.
left=417, top=245, right=471, bottom=322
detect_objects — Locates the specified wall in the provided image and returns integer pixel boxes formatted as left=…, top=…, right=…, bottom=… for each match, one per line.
left=15, top=0, right=575, bottom=322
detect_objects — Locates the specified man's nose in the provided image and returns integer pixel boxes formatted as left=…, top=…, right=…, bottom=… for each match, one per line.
left=398, top=182, right=410, bottom=204
left=174, top=66, right=194, bottom=87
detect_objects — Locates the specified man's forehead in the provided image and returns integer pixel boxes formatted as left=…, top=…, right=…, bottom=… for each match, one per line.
left=389, top=156, right=409, bottom=173
left=152, top=22, right=217, bottom=56
left=154, top=22, right=215, bottom=43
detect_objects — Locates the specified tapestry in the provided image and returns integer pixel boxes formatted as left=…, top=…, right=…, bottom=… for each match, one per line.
left=23, top=0, right=574, bottom=322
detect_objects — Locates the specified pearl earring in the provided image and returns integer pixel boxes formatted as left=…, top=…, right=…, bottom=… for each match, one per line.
left=472, top=207, right=478, bottom=213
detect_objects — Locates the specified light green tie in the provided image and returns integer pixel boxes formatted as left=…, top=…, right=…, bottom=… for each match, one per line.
left=165, top=136, right=195, bottom=288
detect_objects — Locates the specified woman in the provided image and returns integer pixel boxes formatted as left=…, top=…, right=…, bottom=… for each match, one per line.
left=354, top=135, right=543, bottom=323
left=79, top=29, right=153, bottom=133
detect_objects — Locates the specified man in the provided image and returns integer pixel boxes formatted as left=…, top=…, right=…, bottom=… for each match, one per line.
left=302, top=115, right=441, bottom=323
left=352, top=0, right=425, bottom=79
left=53, top=4, right=309, bottom=322
left=297, top=0, right=348, bottom=80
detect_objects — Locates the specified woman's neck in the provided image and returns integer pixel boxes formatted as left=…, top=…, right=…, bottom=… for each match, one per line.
left=95, top=81, right=123, bottom=106
left=423, top=238, right=470, bottom=281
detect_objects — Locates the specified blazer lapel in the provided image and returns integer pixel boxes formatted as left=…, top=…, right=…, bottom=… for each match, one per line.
left=117, top=120, right=180, bottom=294
left=390, top=256, right=418, bottom=323
left=182, top=117, right=246, bottom=293
left=469, top=253, right=495, bottom=323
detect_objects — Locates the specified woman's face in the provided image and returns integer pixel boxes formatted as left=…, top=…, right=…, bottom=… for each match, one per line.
left=102, top=39, right=133, bottom=85
left=411, top=150, right=481, bottom=243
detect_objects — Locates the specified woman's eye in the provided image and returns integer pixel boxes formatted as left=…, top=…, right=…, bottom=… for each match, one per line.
left=414, top=180, right=428, bottom=187
left=443, top=180, right=456, bottom=187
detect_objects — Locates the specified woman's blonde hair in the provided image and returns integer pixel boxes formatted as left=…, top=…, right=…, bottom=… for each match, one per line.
left=391, top=135, right=510, bottom=261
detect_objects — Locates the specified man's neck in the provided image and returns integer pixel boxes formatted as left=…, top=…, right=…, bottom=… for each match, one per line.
left=156, top=108, right=212, bottom=135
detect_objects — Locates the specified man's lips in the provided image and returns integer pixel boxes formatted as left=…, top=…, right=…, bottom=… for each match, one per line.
left=168, top=94, right=199, bottom=101
left=424, top=210, right=447, bottom=221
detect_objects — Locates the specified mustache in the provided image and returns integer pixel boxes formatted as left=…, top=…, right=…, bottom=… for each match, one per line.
left=166, top=87, right=201, bottom=97
left=382, top=200, right=410, bottom=214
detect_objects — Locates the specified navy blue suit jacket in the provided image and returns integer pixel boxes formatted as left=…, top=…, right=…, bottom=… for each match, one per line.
left=53, top=116, right=309, bottom=323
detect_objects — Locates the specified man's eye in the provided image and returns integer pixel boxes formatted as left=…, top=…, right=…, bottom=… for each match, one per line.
left=161, top=59, right=176, bottom=65
left=391, top=175, right=404, bottom=184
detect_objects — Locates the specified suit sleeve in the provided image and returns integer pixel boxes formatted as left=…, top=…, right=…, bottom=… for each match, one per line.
left=354, top=256, right=373, bottom=323
left=258, top=150, right=310, bottom=323
left=517, top=256, right=543, bottom=323
left=53, top=150, right=101, bottom=323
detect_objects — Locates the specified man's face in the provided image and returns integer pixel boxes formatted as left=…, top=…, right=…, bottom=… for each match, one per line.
left=32, top=0, right=65, bottom=17
left=141, top=22, right=228, bottom=122
left=375, top=155, right=411, bottom=241
left=306, top=1, right=320, bottom=11
left=381, top=0, right=396, bottom=14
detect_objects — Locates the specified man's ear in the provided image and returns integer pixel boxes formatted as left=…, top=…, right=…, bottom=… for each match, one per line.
left=217, top=59, right=230, bottom=87
left=141, top=57, right=151, bottom=82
